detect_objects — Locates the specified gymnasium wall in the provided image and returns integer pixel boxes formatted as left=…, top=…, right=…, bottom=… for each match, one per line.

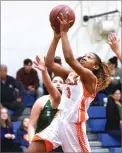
left=1, top=1, right=121, bottom=79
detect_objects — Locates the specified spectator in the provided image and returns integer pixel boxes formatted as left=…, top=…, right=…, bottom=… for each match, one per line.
left=16, top=59, right=40, bottom=97
left=108, top=56, right=121, bottom=78
left=54, top=56, right=62, bottom=65
left=102, top=56, right=121, bottom=96
left=0, top=64, right=25, bottom=121
left=16, top=118, right=29, bottom=152
left=43, top=56, right=62, bottom=95
left=106, top=87, right=122, bottom=141
left=0, top=107, right=21, bottom=152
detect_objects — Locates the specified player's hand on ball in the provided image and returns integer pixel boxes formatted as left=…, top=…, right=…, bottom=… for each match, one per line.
left=57, top=13, right=74, bottom=33
left=54, top=30, right=61, bottom=39
left=51, top=24, right=61, bottom=39
left=34, top=56, right=46, bottom=72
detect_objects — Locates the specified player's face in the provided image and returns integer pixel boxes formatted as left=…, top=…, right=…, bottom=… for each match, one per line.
left=79, top=53, right=98, bottom=71
left=52, top=76, right=64, bottom=92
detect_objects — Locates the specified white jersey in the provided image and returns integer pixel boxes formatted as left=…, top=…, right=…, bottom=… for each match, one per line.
left=58, top=72, right=96, bottom=123
left=32, top=72, right=97, bottom=152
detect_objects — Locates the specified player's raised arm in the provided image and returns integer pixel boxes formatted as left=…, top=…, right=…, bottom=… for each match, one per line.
left=45, top=27, right=71, bottom=80
left=58, top=13, right=111, bottom=94
left=58, top=13, right=96, bottom=82
left=108, top=32, right=122, bottom=63
left=34, top=56, right=61, bottom=107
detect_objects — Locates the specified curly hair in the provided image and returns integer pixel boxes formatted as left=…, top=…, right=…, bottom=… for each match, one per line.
left=93, top=53, right=111, bottom=92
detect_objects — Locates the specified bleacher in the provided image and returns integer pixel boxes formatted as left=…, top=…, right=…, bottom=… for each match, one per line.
left=87, top=96, right=121, bottom=153
left=7, top=92, right=122, bottom=153
left=8, top=93, right=34, bottom=121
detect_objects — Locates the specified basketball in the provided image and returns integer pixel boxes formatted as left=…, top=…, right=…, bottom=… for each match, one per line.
left=49, top=5, right=75, bottom=33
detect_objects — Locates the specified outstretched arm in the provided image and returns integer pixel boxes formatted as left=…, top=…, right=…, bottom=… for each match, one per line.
left=34, top=56, right=61, bottom=107
left=28, top=97, right=46, bottom=142
left=108, top=32, right=122, bottom=63
left=57, top=13, right=96, bottom=94
left=45, top=28, right=71, bottom=80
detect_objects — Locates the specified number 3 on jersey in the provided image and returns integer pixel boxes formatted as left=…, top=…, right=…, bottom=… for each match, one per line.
left=66, top=87, right=71, bottom=98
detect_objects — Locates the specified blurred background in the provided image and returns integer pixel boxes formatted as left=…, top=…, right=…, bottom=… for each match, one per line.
left=1, top=1, right=121, bottom=77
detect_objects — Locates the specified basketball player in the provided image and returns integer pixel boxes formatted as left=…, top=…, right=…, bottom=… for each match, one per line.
left=27, top=13, right=111, bottom=152
left=28, top=56, right=64, bottom=152
left=108, top=32, right=122, bottom=63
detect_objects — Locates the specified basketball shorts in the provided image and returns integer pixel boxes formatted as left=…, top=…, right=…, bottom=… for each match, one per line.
left=32, top=114, right=91, bottom=152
